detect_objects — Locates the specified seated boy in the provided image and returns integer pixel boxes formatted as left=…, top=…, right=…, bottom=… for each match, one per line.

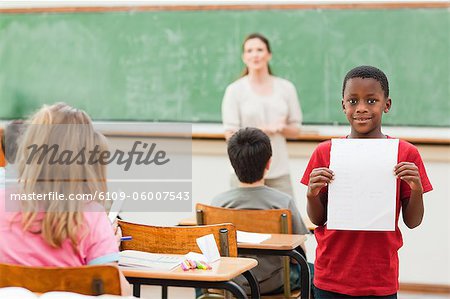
left=0, top=120, right=24, bottom=187
left=211, top=127, right=310, bottom=294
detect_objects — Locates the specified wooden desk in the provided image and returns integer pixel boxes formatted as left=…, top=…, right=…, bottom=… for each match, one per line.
left=238, top=233, right=306, bottom=250
left=177, top=218, right=311, bottom=298
left=302, top=217, right=317, bottom=233
left=121, top=256, right=259, bottom=299
left=178, top=216, right=197, bottom=226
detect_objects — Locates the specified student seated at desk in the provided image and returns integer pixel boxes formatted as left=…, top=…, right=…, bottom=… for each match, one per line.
left=210, top=127, right=310, bottom=295
left=0, top=120, right=24, bottom=186
left=0, top=103, right=130, bottom=295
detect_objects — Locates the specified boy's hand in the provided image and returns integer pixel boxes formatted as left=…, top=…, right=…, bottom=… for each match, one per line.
left=394, top=162, right=423, bottom=192
left=307, top=167, right=334, bottom=198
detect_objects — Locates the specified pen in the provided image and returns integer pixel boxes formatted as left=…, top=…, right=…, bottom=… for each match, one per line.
left=120, top=236, right=132, bottom=241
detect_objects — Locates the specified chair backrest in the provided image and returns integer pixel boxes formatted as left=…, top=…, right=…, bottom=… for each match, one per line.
left=196, top=203, right=293, bottom=234
left=119, top=221, right=238, bottom=257
left=0, top=264, right=121, bottom=295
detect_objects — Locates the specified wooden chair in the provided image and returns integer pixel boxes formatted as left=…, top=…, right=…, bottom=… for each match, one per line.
left=0, top=263, right=121, bottom=295
left=196, top=203, right=308, bottom=299
left=118, top=221, right=239, bottom=298
left=118, top=220, right=237, bottom=257
left=196, top=204, right=293, bottom=234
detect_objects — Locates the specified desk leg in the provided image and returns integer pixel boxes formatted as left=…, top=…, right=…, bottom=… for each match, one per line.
left=287, top=249, right=311, bottom=299
left=221, top=281, right=247, bottom=299
left=162, top=285, right=168, bottom=299
left=132, top=283, right=141, bottom=298
left=239, top=248, right=311, bottom=299
left=124, top=278, right=247, bottom=299
left=242, top=270, right=260, bottom=299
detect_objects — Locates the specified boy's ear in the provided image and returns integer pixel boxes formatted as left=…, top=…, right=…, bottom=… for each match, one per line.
left=265, top=157, right=272, bottom=171
left=384, top=98, right=392, bottom=113
left=341, top=99, right=346, bottom=112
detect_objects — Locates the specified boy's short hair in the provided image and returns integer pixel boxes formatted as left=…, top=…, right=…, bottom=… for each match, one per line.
left=227, top=127, right=272, bottom=184
left=342, top=65, right=389, bottom=98
left=3, top=120, right=24, bottom=164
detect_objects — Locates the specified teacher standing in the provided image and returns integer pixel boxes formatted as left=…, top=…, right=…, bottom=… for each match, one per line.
left=222, top=33, right=302, bottom=196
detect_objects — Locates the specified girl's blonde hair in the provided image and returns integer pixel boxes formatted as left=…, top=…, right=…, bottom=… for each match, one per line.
left=16, top=103, right=107, bottom=250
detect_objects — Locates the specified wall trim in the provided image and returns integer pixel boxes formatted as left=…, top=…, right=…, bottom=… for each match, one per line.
left=0, top=2, right=448, bottom=14
left=400, top=283, right=450, bottom=294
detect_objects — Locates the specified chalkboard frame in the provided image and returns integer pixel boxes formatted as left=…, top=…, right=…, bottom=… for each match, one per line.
left=1, top=2, right=448, bottom=127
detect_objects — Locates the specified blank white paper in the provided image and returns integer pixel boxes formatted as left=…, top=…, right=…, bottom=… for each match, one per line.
left=119, top=250, right=183, bottom=270
left=108, top=198, right=125, bottom=223
left=237, top=230, right=271, bottom=244
left=196, top=234, right=221, bottom=262
left=327, top=138, right=399, bottom=231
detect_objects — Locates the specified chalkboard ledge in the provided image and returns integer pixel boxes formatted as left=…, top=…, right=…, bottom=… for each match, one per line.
left=1, top=122, right=448, bottom=145
left=96, top=122, right=450, bottom=145
left=188, top=123, right=450, bottom=145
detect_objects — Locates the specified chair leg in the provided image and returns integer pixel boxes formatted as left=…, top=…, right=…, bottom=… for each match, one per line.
left=283, top=256, right=291, bottom=298
left=132, top=283, right=141, bottom=298
left=91, top=278, right=104, bottom=295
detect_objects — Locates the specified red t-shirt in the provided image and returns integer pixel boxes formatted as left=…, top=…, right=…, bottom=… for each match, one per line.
left=301, top=139, right=433, bottom=296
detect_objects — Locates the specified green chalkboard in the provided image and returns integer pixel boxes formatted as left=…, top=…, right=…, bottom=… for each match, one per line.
left=0, top=7, right=448, bottom=126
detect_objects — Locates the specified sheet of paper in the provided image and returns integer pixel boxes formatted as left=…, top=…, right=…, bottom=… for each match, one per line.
left=196, top=234, right=221, bottom=262
left=237, top=230, right=271, bottom=244
left=184, top=251, right=208, bottom=261
left=108, top=198, right=125, bottom=223
left=0, top=287, right=135, bottom=299
left=119, top=250, right=183, bottom=270
left=328, top=138, right=399, bottom=231
left=0, top=287, right=37, bottom=299
left=40, top=291, right=110, bottom=298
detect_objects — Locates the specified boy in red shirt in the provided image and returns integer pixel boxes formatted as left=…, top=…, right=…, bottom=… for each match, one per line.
left=301, top=65, right=433, bottom=298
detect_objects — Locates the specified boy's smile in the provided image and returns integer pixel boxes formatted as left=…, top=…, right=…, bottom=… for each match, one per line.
left=342, top=77, right=391, bottom=138
left=353, top=116, right=372, bottom=124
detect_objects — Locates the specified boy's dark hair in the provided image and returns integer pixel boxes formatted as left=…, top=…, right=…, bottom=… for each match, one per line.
left=3, top=120, right=24, bottom=164
left=342, top=65, right=389, bottom=98
left=227, top=127, right=272, bottom=184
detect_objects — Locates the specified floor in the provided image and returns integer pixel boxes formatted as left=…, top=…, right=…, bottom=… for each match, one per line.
left=139, top=286, right=450, bottom=298
left=398, top=293, right=450, bottom=299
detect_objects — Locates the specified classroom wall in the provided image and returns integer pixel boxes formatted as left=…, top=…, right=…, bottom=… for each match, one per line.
left=2, top=0, right=448, bottom=288
left=116, top=136, right=450, bottom=286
